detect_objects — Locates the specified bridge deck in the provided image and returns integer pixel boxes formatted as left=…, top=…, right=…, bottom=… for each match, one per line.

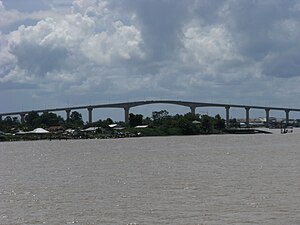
left=1, top=100, right=300, bottom=117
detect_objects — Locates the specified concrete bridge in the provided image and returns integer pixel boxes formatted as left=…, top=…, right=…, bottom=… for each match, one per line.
left=1, top=100, right=299, bottom=127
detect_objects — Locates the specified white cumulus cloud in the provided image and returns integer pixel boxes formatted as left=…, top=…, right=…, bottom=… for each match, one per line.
left=1, top=0, right=300, bottom=113
left=1, top=0, right=145, bottom=90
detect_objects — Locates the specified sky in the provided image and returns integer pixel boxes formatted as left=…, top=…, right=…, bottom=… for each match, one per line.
left=1, top=0, right=300, bottom=121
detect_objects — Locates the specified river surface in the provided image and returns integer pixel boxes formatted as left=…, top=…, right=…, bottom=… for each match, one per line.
left=0, top=130, right=299, bottom=225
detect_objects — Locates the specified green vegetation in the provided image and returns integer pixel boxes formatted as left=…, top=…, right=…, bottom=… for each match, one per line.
left=0, top=109, right=228, bottom=141
left=0, top=111, right=85, bottom=133
left=126, top=110, right=226, bottom=136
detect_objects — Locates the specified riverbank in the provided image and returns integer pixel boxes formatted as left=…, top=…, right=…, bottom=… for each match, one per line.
left=1, top=127, right=285, bottom=142
left=224, top=128, right=272, bottom=134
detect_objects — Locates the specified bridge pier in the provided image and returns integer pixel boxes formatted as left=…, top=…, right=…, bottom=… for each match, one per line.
left=124, top=106, right=130, bottom=124
left=265, top=108, right=270, bottom=128
left=225, top=106, right=230, bottom=128
left=88, top=107, right=93, bottom=124
left=190, top=106, right=196, bottom=115
left=285, top=109, right=290, bottom=126
left=66, top=109, right=71, bottom=121
left=1, top=101, right=300, bottom=129
left=245, top=107, right=250, bottom=127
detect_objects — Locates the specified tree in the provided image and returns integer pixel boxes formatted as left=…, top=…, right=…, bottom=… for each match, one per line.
left=176, top=113, right=201, bottom=135
left=67, top=111, right=84, bottom=128
left=177, top=117, right=195, bottom=135
left=93, top=118, right=114, bottom=128
left=105, top=118, right=113, bottom=124
left=152, top=110, right=169, bottom=124
left=201, top=114, right=213, bottom=133
left=25, top=111, right=40, bottom=129
left=129, top=113, right=143, bottom=127
left=213, top=114, right=225, bottom=130
left=143, top=116, right=152, bottom=125
left=0, top=116, right=20, bottom=132
left=40, top=112, right=64, bottom=127
left=4, top=116, right=13, bottom=125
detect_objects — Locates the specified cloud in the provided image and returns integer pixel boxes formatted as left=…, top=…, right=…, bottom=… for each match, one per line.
left=81, top=20, right=144, bottom=64
left=0, top=1, right=24, bottom=29
left=219, top=0, right=300, bottom=77
left=0, top=33, right=17, bottom=80
left=0, top=0, right=68, bottom=33
left=1, top=0, right=145, bottom=91
left=180, top=23, right=244, bottom=79
left=121, top=0, right=189, bottom=60
left=1, top=0, right=300, bottom=113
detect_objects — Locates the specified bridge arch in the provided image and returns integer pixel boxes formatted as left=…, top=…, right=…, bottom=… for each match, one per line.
left=1, top=100, right=300, bottom=127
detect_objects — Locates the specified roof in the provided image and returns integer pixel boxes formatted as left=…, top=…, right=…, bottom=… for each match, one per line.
left=81, top=127, right=100, bottom=132
left=134, top=125, right=149, bottom=128
left=16, top=130, right=29, bottom=135
left=30, top=128, right=50, bottom=134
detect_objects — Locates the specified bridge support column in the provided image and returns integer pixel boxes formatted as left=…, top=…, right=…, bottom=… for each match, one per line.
left=88, top=107, right=93, bottom=124
left=285, top=109, right=290, bottom=127
left=124, top=106, right=130, bottom=124
left=225, top=106, right=230, bottom=128
left=190, top=106, right=196, bottom=115
left=245, top=107, right=250, bottom=127
left=265, top=108, right=270, bottom=128
left=66, top=109, right=71, bottom=121
left=20, top=113, right=25, bottom=123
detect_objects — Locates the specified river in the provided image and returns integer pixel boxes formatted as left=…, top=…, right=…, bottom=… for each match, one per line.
left=0, top=130, right=299, bottom=224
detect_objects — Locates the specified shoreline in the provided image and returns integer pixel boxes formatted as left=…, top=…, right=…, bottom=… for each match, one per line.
left=1, top=127, right=285, bottom=143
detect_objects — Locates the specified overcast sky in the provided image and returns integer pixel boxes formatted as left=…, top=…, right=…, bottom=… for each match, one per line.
left=1, top=0, right=300, bottom=120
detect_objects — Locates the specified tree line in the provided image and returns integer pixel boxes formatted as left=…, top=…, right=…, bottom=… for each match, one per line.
left=0, top=109, right=227, bottom=135
left=128, top=110, right=226, bottom=135
left=0, top=111, right=85, bottom=132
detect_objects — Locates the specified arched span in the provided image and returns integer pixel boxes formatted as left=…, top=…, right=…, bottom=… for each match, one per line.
left=118, top=100, right=208, bottom=109
left=2, top=100, right=300, bottom=127
left=3, top=100, right=300, bottom=116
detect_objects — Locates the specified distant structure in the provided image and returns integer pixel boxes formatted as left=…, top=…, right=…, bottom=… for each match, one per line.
left=1, top=100, right=299, bottom=128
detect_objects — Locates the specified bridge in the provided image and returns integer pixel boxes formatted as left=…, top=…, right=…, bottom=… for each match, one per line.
left=1, top=100, right=299, bottom=127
